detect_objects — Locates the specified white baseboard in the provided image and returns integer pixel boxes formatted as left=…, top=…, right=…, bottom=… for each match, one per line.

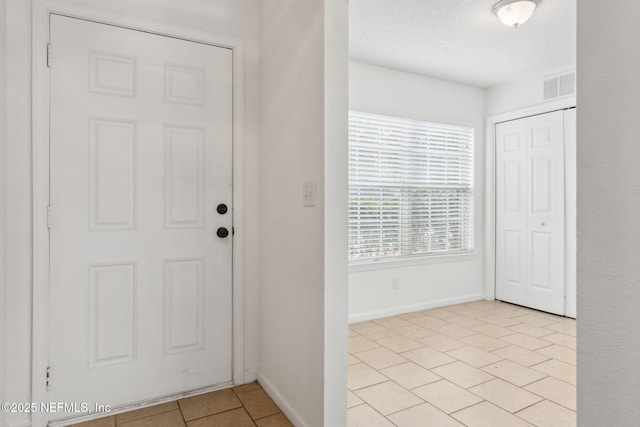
left=243, top=368, right=257, bottom=383
left=257, top=370, right=308, bottom=427
left=349, top=293, right=486, bottom=323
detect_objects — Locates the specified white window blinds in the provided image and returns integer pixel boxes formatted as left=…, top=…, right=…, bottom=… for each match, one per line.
left=349, top=111, right=474, bottom=262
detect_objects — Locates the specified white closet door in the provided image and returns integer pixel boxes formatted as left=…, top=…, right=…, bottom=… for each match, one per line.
left=496, top=111, right=565, bottom=315
left=48, top=15, right=233, bottom=422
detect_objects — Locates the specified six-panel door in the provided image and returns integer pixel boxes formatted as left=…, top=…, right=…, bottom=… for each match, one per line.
left=495, top=111, right=566, bottom=315
left=48, top=15, right=233, bottom=421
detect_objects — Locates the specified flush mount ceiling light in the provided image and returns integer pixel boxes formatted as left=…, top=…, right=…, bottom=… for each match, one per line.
left=493, top=0, right=540, bottom=29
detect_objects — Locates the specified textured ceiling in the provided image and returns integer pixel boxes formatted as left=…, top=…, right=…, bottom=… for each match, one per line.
left=349, top=0, right=576, bottom=88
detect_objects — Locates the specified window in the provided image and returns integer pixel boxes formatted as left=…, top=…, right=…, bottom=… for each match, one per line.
left=349, top=111, right=474, bottom=262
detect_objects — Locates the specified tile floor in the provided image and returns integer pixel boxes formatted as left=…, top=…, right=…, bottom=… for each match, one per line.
left=348, top=300, right=576, bottom=427
left=71, top=382, right=293, bottom=427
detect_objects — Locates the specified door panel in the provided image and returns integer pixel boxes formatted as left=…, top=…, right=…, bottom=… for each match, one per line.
left=496, top=111, right=565, bottom=315
left=496, top=124, right=527, bottom=305
left=48, top=15, right=233, bottom=421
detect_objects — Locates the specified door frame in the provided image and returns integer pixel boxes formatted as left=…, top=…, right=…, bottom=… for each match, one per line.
left=484, top=96, right=576, bottom=313
left=32, top=1, right=248, bottom=425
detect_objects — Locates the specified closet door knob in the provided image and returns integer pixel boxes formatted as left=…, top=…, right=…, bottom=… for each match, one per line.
left=217, top=227, right=229, bottom=238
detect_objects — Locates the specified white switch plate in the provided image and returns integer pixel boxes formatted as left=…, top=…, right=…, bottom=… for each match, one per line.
left=303, top=182, right=317, bottom=207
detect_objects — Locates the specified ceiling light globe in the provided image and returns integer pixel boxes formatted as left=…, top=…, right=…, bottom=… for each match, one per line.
left=494, top=0, right=539, bottom=29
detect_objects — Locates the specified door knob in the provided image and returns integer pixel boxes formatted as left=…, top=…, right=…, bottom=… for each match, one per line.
left=217, top=204, right=228, bottom=215
left=217, top=227, right=229, bottom=238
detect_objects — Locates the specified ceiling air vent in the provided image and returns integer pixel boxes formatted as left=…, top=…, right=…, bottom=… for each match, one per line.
left=543, top=71, right=576, bottom=100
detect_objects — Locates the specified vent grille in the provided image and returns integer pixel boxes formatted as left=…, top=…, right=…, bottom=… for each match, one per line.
left=543, top=71, right=576, bottom=100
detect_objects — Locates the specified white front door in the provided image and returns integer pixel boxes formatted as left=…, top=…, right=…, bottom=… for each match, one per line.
left=48, top=15, right=233, bottom=421
left=495, top=111, right=565, bottom=315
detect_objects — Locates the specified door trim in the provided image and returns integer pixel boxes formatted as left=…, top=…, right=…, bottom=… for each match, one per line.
left=32, top=2, right=248, bottom=425
left=484, top=97, right=576, bottom=305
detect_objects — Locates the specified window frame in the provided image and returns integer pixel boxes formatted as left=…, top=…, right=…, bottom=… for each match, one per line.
left=348, top=110, right=476, bottom=267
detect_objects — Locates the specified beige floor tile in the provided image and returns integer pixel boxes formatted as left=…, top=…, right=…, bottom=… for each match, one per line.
left=432, top=324, right=477, bottom=339
left=353, top=347, right=407, bottom=370
left=516, top=399, right=576, bottom=427
left=411, top=315, right=449, bottom=329
left=524, top=377, right=576, bottom=410
left=449, top=308, right=490, bottom=319
left=482, top=308, right=523, bottom=319
left=542, top=333, right=576, bottom=349
left=432, top=361, right=495, bottom=388
left=373, top=316, right=413, bottom=330
left=412, top=380, right=482, bottom=414
left=357, top=325, right=399, bottom=341
left=233, top=382, right=262, bottom=394
left=255, top=412, right=294, bottom=427
left=235, top=388, right=280, bottom=420
left=178, top=389, right=242, bottom=421
left=376, top=335, right=424, bottom=353
left=446, top=315, right=485, bottom=328
left=379, top=362, right=441, bottom=389
left=418, top=334, right=467, bottom=352
left=116, top=402, right=179, bottom=424
left=119, top=410, right=185, bottom=427
left=350, top=321, right=378, bottom=331
left=186, top=408, right=254, bottom=427
left=347, top=404, right=395, bottom=427
left=477, top=314, right=522, bottom=327
left=354, top=381, right=423, bottom=416
left=536, top=344, right=576, bottom=365
left=464, top=300, right=499, bottom=310
left=394, top=324, right=437, bottom=340
left=388, top=402, right=465, bottom=427
left=544, top=321, right=576, bottom=337
left=402, top=346, right=456, bottom=369
left=348, top=363, right=389, bottom=390
left=470, top=323, right=514, bottom=338
left=452, top=401, right=534, bottom=427
left=481, top=360, right=547, bottom=387
left=347, top=390, right=365, bottom=408
left=421, top=308, right=458, bottom=319
left=531, top=359, right=576, bottom=385
left=460, top=334, right=511, bottom=351
left=348, top=354, right=361, bottom=365
left=469, top=378, right=543, bottom=413
left=447, top=346, right=503, bottom=368
left=349, top=335, right=381, bottom=354
left=501, top=333, right=553, bottom=351
left=509, top=323, right=555, bottom=338
left=71, top=417, right=115, bottom=427
left=348, top=329, right=359, bottom=337
left=397, top=311, right=426, bottom=320
left=510, top=314, right=557, bottom=327
left=491, top=345, right=551, bottom=367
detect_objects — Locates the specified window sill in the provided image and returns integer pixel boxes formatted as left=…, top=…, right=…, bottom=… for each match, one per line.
left=349, top=252, right=477, bottom=273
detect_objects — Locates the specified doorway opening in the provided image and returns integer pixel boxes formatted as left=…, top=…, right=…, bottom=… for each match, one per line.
left=347, top=0, right=576, bottom=425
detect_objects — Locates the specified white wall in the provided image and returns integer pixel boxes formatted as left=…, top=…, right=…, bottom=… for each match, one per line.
left=4, top=3, right=32, bottom=425
left=258, top=1, right=326, bottom=425
left=348, top=61, right=486, bottom=322
left=3, top=1, right=260, bottom=426
left=0, top=1, right=7, bottom=426
left=323, top=0, right=349, bottom=426
left=485, top=63, right=576, bottom=116
left=577, top=1, right=640, bottom=425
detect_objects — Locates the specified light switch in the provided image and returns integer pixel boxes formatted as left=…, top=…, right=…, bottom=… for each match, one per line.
left=303, top=182, right=317, bottom=207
